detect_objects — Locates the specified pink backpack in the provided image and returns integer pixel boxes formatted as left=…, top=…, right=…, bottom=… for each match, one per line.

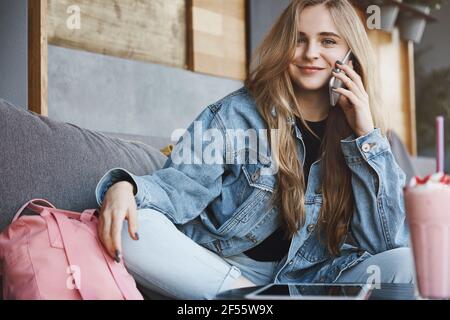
left=0, top=199, right=143, bottom=300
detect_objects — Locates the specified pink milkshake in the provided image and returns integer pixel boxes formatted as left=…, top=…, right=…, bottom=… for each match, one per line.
left=404, top=172, right=450, bottom=299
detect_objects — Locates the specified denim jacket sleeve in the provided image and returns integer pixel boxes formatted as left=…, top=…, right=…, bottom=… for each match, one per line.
left=340, top=128, right=410, bottom=254
left=95, top=105, right=225, bottom=225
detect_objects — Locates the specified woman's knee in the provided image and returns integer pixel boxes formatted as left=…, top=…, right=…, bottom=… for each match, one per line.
left=120, top=209, right=177, bottom=271
left=371, top=247, right=416, bottom=284
left=119, top=209, right=242, bottom=299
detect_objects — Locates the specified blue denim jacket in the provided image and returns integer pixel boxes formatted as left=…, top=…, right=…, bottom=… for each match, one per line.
left=95, top=87, right=410, bottom=284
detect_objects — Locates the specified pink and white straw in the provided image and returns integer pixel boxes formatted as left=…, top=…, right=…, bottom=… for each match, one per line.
left=436, top=116, right=445, bottom=173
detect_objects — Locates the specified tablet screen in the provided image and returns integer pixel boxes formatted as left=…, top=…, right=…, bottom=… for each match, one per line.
left=250, top=284, right=370, bottom=299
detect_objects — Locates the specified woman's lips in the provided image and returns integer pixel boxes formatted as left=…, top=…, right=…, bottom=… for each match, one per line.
left=298, top=66, right=325, bottom=74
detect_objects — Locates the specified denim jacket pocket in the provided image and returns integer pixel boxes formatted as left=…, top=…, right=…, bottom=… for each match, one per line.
left=298, top=231, right=331, bottom=263
left=298, top=199, right=331, bottom=264
left=210, top=162, right=276, bottom=238
left=213, top=190, right=270, bottom=237
left=242, top=162, right=277, bottom=193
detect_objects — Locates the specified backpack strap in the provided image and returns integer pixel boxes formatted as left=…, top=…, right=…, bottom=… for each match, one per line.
left=12, top=199, right=56, bottom=222
left=50, top=211, right=142, bottom=300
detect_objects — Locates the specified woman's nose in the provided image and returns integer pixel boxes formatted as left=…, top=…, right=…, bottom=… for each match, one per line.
left=304, top=43, right=321, bottom=60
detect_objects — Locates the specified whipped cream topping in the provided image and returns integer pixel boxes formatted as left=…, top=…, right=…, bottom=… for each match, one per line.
left=407, top=172, right=450, bottom=191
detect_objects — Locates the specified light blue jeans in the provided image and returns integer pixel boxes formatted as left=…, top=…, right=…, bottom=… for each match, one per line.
left=121, top=209, right=415, bottom=300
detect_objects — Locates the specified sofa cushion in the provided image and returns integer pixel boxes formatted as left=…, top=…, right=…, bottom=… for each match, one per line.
left=387, top=130, right=417, bottom=183
left=100, top=131, right=172, bottom=151
left=0, top=98, right=167, bottom=232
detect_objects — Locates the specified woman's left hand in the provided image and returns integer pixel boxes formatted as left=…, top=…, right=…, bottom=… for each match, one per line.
left=332, top=60, right=375, bottom=137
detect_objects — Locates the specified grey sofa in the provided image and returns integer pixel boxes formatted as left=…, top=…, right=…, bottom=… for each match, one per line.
left=0, top=98, right=173, bottom=299
left=0, top=98, right=172, bottom=231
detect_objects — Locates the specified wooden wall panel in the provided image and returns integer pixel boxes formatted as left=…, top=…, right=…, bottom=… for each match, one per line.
left=354, top=5, right=417, bottom=155
left=28, top=0, right=48, bottom=116
left=188, top=0, right=247, bottom=80
left=404, top=41, right=417, bottom=156
left=367, top=28, right=417, bottom=155
left=47, top=0, right=186, bottom=68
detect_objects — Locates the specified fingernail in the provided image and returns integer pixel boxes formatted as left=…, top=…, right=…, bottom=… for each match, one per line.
left=336, top=60, right=343, bottom=65
left=135, top=232, right=140, bottom=240
left=115, top=250, right=121, bottom=263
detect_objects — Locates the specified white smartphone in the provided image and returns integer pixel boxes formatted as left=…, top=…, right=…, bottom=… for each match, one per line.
left=245, top=283, right=372, bottom=300
left=329, top=49, right=353, bottom=107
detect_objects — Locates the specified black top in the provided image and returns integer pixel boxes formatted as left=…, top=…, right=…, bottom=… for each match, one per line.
left=243, top=117, right=327, bottom=262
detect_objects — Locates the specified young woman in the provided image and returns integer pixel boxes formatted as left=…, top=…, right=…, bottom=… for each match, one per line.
left=95, top=0, right=414, bottom=299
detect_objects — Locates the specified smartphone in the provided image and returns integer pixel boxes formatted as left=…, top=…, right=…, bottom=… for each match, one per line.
left=245, top=283, right=372, bottom=300
left=329, top=49, right=353, bottom=107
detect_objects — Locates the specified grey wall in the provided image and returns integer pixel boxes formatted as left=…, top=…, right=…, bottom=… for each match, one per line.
left=0, top=0, right=28, bottom=108
left=48, top=45, right=242, bottom=138
left=249, top=0, right=290, bottom=57
left=414, top=5, right=450, bottom=170
left=48, top=0, right=292, bottom=139
left=415, top=5, right=450, bottom=73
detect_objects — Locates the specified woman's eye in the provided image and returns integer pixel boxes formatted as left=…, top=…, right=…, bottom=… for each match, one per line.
left=322, top=39, right=337, bottom=46
left=296, top=37, right=336, bottom=46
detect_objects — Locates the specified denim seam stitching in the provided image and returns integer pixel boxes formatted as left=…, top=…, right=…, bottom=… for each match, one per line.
left=370, top=157, right=393, bottom=250
left=378, top=196, right=393, bottom=250
left=242, top=165, right=275, bottom=193
left=362, top=155, right=392, bottom=250
left=331, top=253, right=370, bottom=283
left=219, top=190, right=265, bottom=234
left=216, top=266, right=242, bottom=295
left=344, top=148, right=389, bottom=165
left=210, top=106, right=231, bottom=166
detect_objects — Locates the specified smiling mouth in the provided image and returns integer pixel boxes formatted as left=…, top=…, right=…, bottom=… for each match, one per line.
left=296, top=65, right=326, bottom=71
left=296, top=66, right=326, bottom=74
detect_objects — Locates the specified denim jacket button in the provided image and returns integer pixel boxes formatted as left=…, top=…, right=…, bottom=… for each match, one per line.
left=288, top=260, right=294, bottom=265
left=357, top=250, right=364, bottom=257
left=362, top=143, right=371, bottom=153
left=307, top=224, right=315, bottom=233
left=246, top=234, right=258, bottom=244
left=252, top=169, right=261, bottom=182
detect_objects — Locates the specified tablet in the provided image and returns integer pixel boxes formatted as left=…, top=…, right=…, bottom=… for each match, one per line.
left=245, top=283, right=372, bottom=300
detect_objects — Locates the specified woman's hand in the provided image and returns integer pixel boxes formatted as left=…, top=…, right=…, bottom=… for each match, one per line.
left=98, top=181, right=139, bottom=262
left=331, top=60, right=375, bottom=138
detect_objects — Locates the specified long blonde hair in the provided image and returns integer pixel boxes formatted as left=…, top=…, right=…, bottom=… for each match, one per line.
left=245, top=0, right=385, bottom=255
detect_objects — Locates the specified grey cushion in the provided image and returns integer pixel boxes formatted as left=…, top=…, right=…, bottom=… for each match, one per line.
left=0, top=98, right=167, bottom=232
left=101, top=132, right=172, bottom=151
left=387, top=130, right=417, bottom=183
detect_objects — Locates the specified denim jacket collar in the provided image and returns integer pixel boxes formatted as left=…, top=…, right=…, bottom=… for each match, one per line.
left=271, top=106, right=304, bottom=141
